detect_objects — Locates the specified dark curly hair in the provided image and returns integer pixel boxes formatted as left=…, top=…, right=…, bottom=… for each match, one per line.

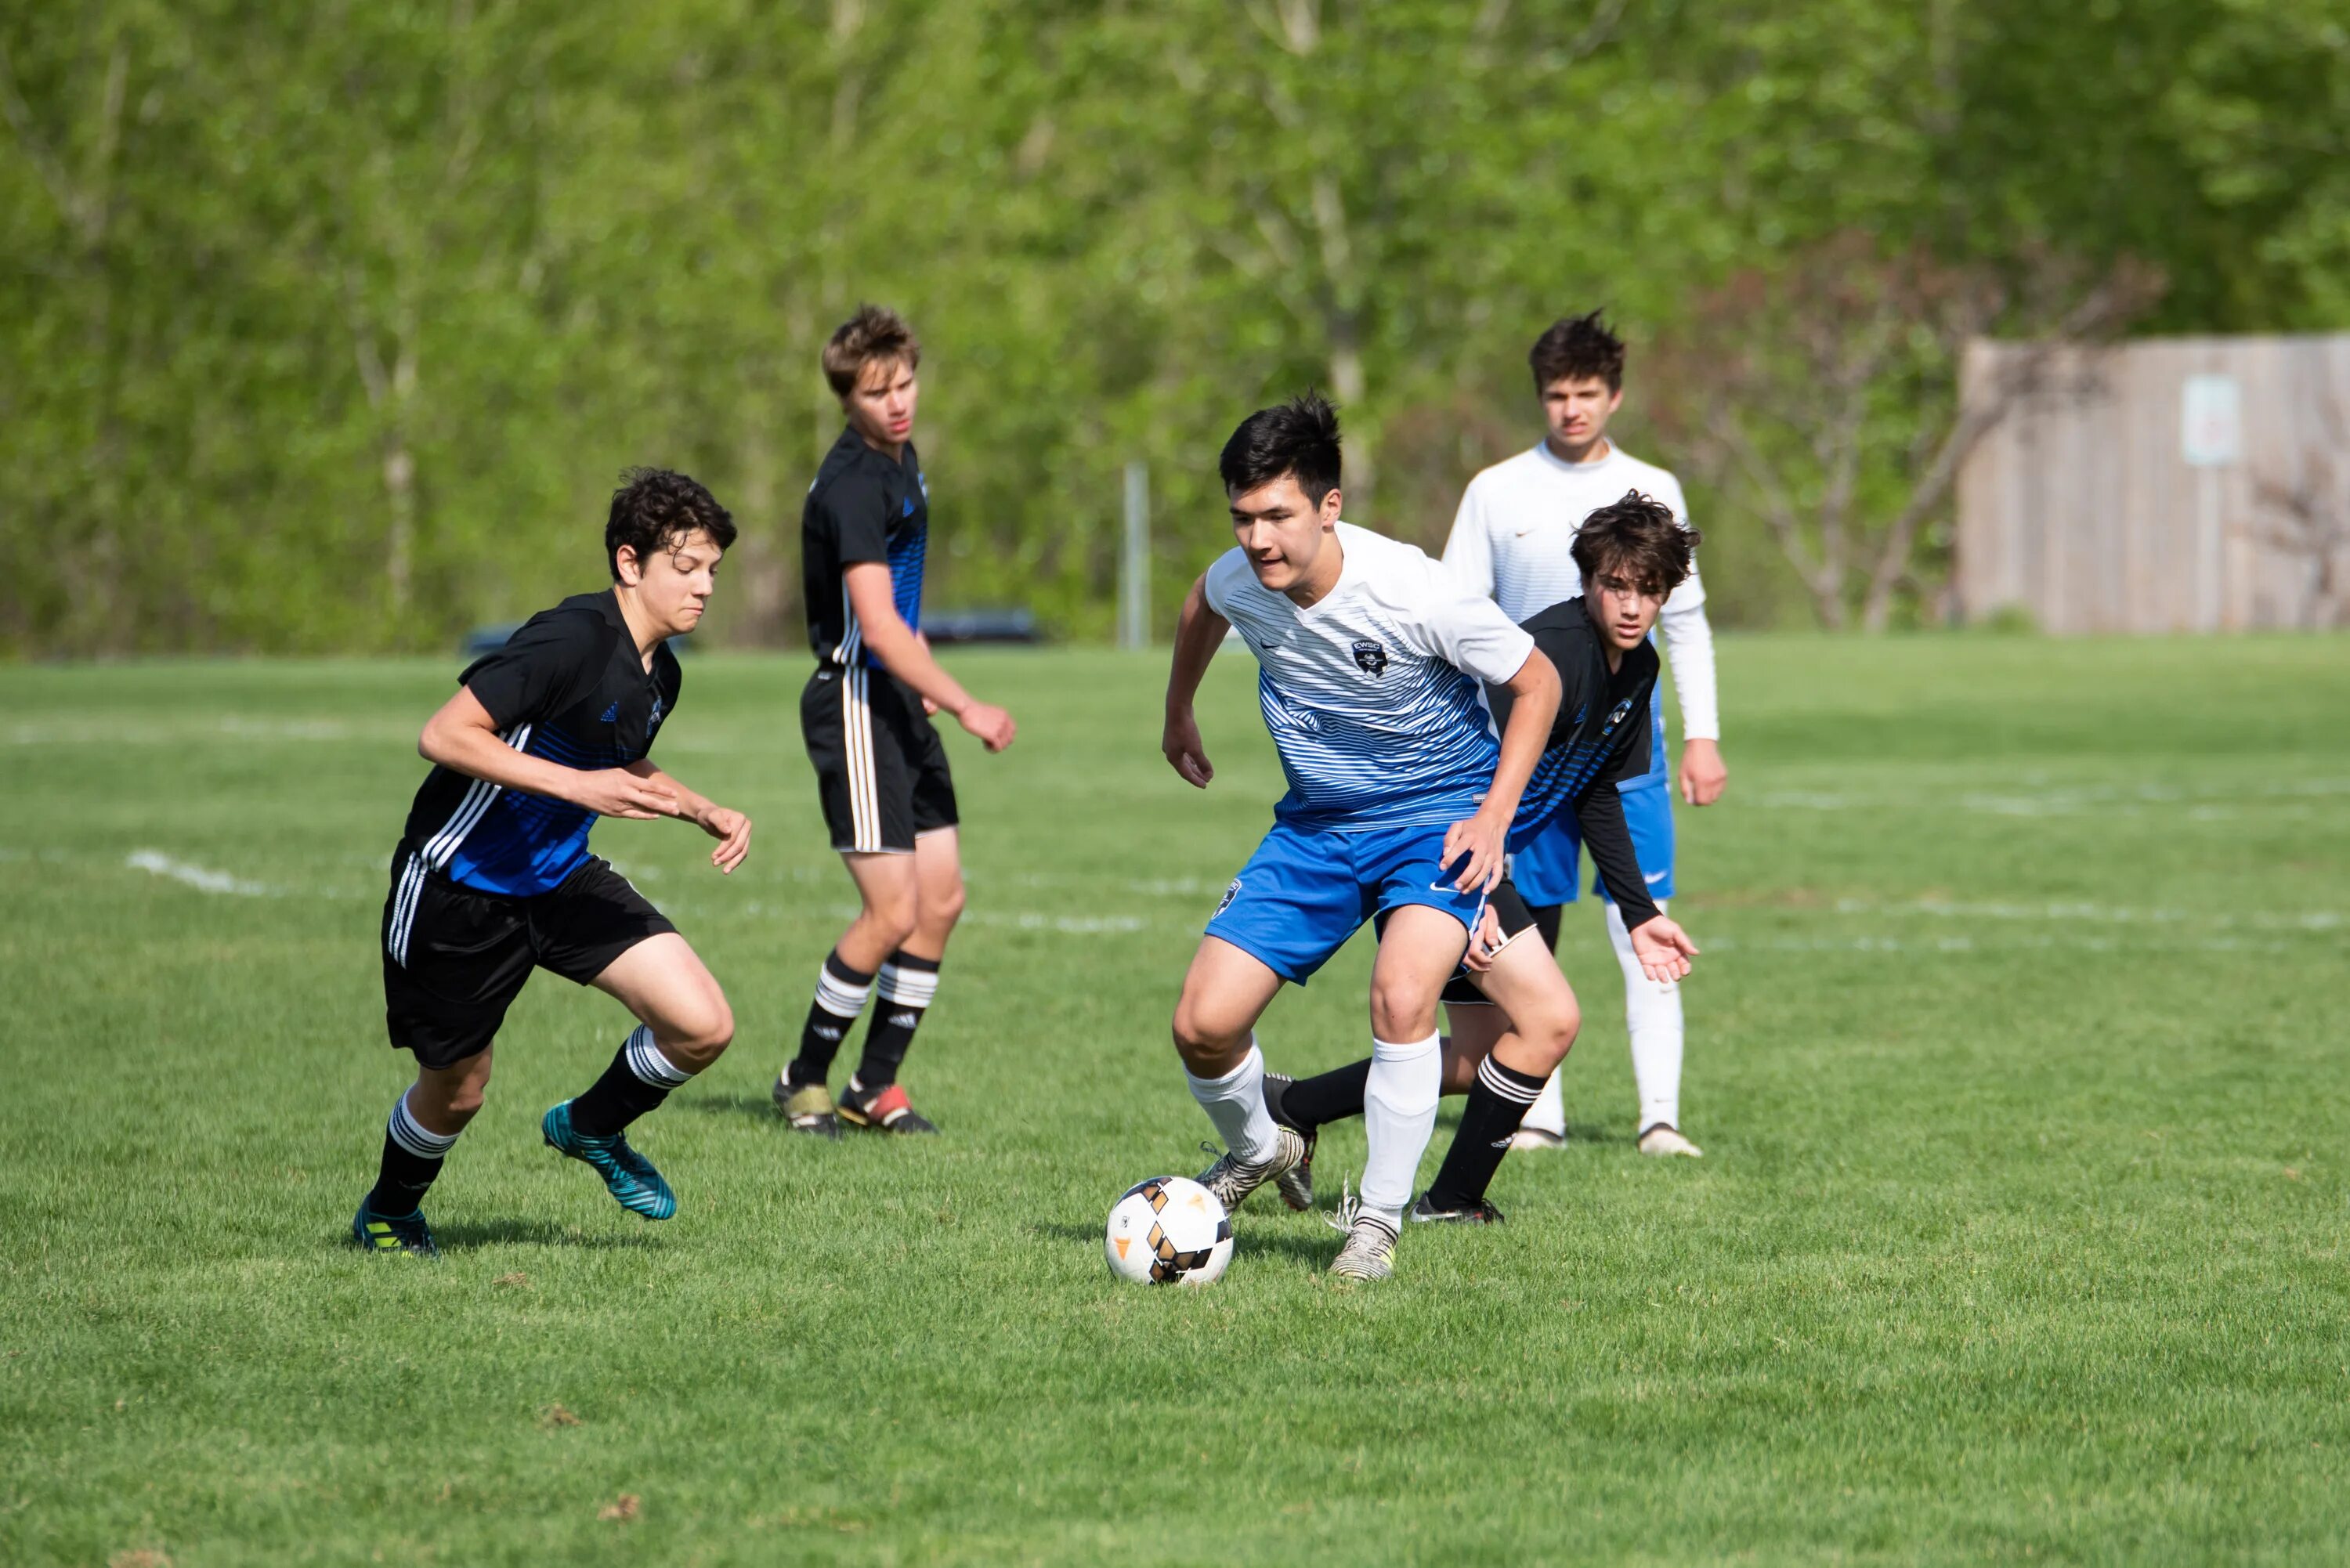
left=1529, top=309, right=1626, bottom=392
left=1219, top=392, right=1343, bottom=504
left=606, top=468, right=736, bottom=581
left=1571, top=490, right=1697, bottom=595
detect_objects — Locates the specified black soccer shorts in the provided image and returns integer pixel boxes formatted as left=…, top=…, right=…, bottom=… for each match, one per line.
left=1372, top=876, right=1539, bottom=1007
left=379, top=845, right=674, bottom=1069
left=800, top=663, right=960, bottom=854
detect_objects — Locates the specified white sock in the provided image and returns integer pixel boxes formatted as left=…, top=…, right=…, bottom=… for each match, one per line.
left=1186, top=1038, right=1278, bottom=1164
left=1520, top=1066, right=1567, bottom=1138
left=1360, top=1031, right=1441, bottom=1220
left=1607, top=898, right=1684, bottom=1132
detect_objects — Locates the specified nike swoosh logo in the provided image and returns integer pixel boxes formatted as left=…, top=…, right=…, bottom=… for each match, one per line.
left=1513, top=529, right=1535, bottom=537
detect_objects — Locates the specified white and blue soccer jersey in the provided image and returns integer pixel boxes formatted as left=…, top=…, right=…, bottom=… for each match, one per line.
left=1204, top=522, right=1536, bottom=832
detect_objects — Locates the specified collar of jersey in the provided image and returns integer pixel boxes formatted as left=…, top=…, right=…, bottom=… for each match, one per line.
left=1531, top=440, right=1619, bottom=475
left=1285, top=521, right=1363, bottom=617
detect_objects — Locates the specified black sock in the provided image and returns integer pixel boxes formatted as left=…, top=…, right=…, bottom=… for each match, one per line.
left=1530, top=901, right=1564, bottom=953
left=1279, top=1059, right=1372, bottom=1131
left=854, top=951, right=938, bottom=1092
left=1425, top=1055, right=1547, bottom=1209
left=569, top=1026, right=692, bottom=1138
left=793, top=950, right=873, bottom=1085
left=365, top=1091, right=459, bottom=1216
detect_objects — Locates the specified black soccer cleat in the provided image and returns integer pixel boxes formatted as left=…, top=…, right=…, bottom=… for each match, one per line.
left=837, top=1079, right=938, bottom=1135
left=1408, top=1191, right=1506, bottom=1226
left=351, top=1202, right=439, bottom=1257
left=1260, top=1072, right=1317, bottom=1211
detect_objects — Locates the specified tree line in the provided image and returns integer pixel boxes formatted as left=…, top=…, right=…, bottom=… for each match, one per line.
left=3, top=0, right=2342, bottom=654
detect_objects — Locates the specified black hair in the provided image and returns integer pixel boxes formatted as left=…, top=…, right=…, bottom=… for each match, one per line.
left=606, top=468, right=736, bottom=581
left=1570, top=490, right=1697, bottom=594
left=1218, top=392, right=1343, bottom=504
left=1529, top=309, right=1627, bottom=392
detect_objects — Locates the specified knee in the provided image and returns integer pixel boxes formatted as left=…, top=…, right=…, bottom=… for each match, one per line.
left=663, top=997, right=735, bottom=1071
left=1520, top=1003, right=1581, bottom=1071
left=1170, top=997, right=1246, bottom=1075
left=441, top=1085, right=489, bottom=1124
left=923, top=876, right=967, bottom=934
left=1368, top=977, right=1441, bottom=1042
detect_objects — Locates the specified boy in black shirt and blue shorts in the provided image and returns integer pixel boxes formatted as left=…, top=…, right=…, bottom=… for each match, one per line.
left=354, top=470, right=754, bottom=1256
left=778, top=306, right=1018, bottom=1138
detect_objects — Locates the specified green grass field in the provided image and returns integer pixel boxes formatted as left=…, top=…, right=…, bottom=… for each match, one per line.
left=4, top=635, right=2347, bottom=1566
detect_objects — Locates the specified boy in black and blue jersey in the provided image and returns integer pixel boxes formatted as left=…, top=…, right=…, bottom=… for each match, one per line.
left=355, top=470, right=754, bottom=1256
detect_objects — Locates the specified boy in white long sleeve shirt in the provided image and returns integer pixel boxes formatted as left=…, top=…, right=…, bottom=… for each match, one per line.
left=1441, top=311, right=1726, bottom=1157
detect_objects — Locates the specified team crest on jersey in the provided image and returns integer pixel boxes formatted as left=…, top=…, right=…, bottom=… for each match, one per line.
left=1351, top=639, right=1389, bottom=677
left=1605, top=698, right=1632, bottom=728
left=649, top=695, right=667, bottom=730
left=1214, top=878, right=1242, bottom=917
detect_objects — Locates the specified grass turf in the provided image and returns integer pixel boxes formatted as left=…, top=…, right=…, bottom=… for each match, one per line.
left=2, top=634, right=2346, bottom=1566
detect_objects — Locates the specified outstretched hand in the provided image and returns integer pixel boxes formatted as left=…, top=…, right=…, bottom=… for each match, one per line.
left=1628, top=915, right=1699, bottom=984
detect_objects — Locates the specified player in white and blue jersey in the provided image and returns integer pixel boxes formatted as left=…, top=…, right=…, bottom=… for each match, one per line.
left=1443, top=310, right=1727, bottom=1158
left=1160, top=396, right=1561, bottom=1281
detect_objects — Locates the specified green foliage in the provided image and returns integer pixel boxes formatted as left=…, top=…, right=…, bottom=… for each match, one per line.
left=2, top=2, right=2340, bottom=652
left=4, top=638, right=2349, bottom=1563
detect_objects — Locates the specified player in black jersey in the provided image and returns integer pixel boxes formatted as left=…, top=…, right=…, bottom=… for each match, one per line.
left=1264, top=494, right=1701, bottom=1223
left=353, top=469, right=752, bottom=1256
left=779, top=305, right=1018, bottom=1138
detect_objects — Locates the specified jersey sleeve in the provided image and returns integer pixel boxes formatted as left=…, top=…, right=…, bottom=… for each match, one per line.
left=1649, top=471, right=1720, bottom=741
left=1574, top=783, right=1661, bottom=932
left=812, top=471, right=892, bottom=567
left=1392, top=550, right=1535, bottom=685
left=1440, top=478, right=1497, bottom=599
left=458, top=609, right=609, bottom=732
left=1201, top=548, right=1248, bottom=620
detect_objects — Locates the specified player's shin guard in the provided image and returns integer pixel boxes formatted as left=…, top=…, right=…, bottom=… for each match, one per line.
left=366, top=1090, right=459, bottom=1217
left=1187, top=1036, right=1279, bottom=1163
left=1360, top=1032, right=1441, bottom=1224
left=794, top=951, right=873, bottom=1084
left=852, top=951, right=938, bottom=1093
left=567, top=1024, right=693, bottom=1138
left=1424, top=1056, right=1545, bottom=1210
left=1607, top=898, right=1684, bottom=1132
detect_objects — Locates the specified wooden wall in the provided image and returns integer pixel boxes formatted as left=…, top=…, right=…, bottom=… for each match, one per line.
left=1955, top=334, right=2350, bottom=632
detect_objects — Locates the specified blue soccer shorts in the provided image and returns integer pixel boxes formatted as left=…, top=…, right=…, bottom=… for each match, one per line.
left=1509, top=778, right=1676, bottom=908
left=1203, top=819, right=1488, bottom=985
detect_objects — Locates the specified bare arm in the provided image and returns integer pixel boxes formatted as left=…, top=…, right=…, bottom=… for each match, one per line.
left=625, top=759, right=753, bottom=873
left=1442, top=648, right=1560, bottom=891
left=419, top=686, right=678, bottom=820
left=844, top=563, right=1015, bottom=751
left=1161, top=573, right=1229, bottom=788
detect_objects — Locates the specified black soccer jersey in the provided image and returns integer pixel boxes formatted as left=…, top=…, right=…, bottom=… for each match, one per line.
left=802, top=424, right=928, bottom=667
left=399, top=590, right=682, bottom=898
left=1491, top=599, right=1662, bottom=929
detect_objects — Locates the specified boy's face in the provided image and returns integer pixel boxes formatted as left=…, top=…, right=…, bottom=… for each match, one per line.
left=1229, top=473, right=1342, bottom=594
left=844, top=356, right=919, bottom=450
left=1584, top=564, right=1667, bottom=652
left=618, top=529, right=724, bottom=638
left=1540, top=374, right=1622, bottom=453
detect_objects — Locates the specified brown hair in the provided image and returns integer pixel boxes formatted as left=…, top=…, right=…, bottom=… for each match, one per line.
left=1529, top=309, right=1626, bottom=392
left=1570, top=491, right=1697, bottom=595
left=822, top=304, right=921, bottom=398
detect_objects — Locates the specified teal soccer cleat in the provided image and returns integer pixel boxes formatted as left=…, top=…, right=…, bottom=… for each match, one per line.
left=351, top=1203, right=439, bottom=1257
left=540, top=1101, right=676, bottom=1220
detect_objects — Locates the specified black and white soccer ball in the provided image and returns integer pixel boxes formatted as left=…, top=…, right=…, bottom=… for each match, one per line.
left=1104, top=1176, right=1233, bottom=1286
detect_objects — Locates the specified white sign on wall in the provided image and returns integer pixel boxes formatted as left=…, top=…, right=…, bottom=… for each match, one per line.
left=2181, top=374, right=2242, bottom=468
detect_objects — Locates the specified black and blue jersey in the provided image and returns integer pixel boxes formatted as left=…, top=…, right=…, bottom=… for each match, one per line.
left=802, top=424, right=927, bottom=668
left=1488, top=599, right=1661, bottom=930
left=397, top=590, right=681, bottom=898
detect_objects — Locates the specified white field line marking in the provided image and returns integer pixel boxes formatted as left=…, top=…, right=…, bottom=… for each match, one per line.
left=1831, top=898, right=2345, bottom=932
left=126, top=850, right=272, bottom=896
left=1752, top=778, right=2350, bottom=816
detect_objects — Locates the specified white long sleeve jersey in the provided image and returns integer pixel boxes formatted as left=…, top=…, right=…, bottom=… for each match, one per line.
left=1441, top=442, right=1719, bottom=744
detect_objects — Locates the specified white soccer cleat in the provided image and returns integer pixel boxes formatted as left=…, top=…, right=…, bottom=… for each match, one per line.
left=1323, top=1180, right=1399, bottom=1281
left=1636, top=1123, right=1703, bottom=1158
left=1508, top=1127, right=1566, bottom=1152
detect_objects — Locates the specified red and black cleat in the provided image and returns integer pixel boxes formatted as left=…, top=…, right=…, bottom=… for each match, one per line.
left=837, top=1080, right=939, bottom=1135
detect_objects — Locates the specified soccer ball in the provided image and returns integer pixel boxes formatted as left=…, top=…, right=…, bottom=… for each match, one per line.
left=1104, top=1176, right=1233, bottom=1286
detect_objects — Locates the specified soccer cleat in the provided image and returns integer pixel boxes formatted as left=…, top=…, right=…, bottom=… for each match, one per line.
left=772, top=1069, right=843, bottom=1139
left=540, top=1101, right=677, bottom=1220
left=1193, top=1125, right=1307, bottom=1215
left=1508, top=1126, right=1567, bottom=1152
left=837, top=1080, right=938, bottom=1135
left=351, top=1203, right=439, bottom=1257
left=1324, top=1183, right=1399, bottom=1281
left=1408, top=1191, right=1506, bottom=1225
left=1637, top=1122, right=1704, bottom=1158
left=1259, top=1072, right=1317, bottom=1211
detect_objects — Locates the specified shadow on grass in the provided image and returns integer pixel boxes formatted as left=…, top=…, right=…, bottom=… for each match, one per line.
left=339, top=1218, right=663, bottom=1254
left=1028, top=1218, right=1340, bottom=1268
left=679, top=1092, right=783, bottom=1125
